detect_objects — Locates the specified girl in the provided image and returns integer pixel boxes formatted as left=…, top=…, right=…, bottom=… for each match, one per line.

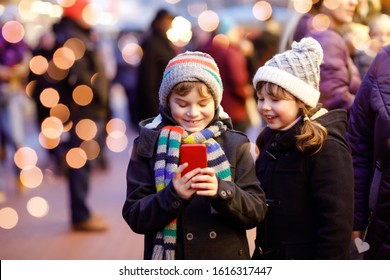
left=252, top=38, right=354, bottom=259
left=122, top=51, right=267, bottom=260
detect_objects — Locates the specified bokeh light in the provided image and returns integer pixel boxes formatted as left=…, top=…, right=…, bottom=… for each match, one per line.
left=106, top=118, right=126, bottom=134
left=253, top=1, right=273, bottom=21
left=40, top=88, right=60, bottom=108
left=212, top=34, right=230, bottom=49
left=39, top=132, right=61, bottom=149
left=72, top=85, right=93, bottom=106
left=64, top=38, right=85, bottom=60
left=75, top=118, right=97, bottom=141
left=14, top=147, right=38, bottom=170
left=29, top=55, right=49, bottom=75
left=20, top=166, right=43, bottom=189
left=167, top=16, right=192, bottom=47
left=1, top=20, right=25, bottom=43
left=50, top=104, right=70, bottom=124
left=66, top=147, right=87, bottom=168
left=57, top=0, right=76, bottom=8
left=47, top=60, right=69, bottom=81
left=83, top=3, right=103, bottom=26
left=41, top=116, right=64, bottom=139
left=122, top=43, right=143, bottom=66
left=292, top=0, right=313, bottom=14
left=312, top=13, right=330, bottom=32
left=27, top=197, right=49, bottom=218
left=324, top=0, right=341, bottom=10
left=53, top=47, right=75, bottom=70
left=80, top=140, right=100, bottom=160
left=106, top=132, right=128, bottom=153
left=198, top=10, right=219, bottom=32
left=0, top=207, right=19, bottom=229
left=187, top=2, right=208, bottom=18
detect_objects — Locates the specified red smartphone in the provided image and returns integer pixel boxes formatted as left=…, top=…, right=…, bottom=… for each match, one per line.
left=179, top=144, right=208, bottom=176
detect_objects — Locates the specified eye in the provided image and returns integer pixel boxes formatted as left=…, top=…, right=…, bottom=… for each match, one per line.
left=257, top=96, right=264, bottom=101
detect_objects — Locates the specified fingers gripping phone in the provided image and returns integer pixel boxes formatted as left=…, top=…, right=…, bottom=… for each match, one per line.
left=179, top=144, right=208, bottom=176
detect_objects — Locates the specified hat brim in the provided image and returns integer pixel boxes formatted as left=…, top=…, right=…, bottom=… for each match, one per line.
left=253, top=66, right=320, bottom=108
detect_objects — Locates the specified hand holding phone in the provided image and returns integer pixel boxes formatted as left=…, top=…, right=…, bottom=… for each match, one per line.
left=179, top=144, right=208, bottom=176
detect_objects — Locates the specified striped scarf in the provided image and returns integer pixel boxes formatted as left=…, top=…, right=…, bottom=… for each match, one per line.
left=152, top=121, right=232, bottom=260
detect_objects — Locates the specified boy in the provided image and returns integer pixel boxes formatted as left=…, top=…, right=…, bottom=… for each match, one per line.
left=122, top=51, right=267, bottom=260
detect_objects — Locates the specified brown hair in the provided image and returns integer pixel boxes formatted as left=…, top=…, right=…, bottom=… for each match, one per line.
left=169, top=81, right=215, bottom=106
left=256, top=81, right=327, bottom=154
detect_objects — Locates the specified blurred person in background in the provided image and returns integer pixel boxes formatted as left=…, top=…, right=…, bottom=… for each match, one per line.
left=112, top=29, right=142, bottom=131
left=353, top=0, right=382, bottom=25
left=353, top=14, right=390, bottom=78
left=0, top=6, right=32, bottom=193
left=284, top=0, right=361, bottom=112
left=201, top=17, right=253, bottom=133
left=346, top=44, right=390, bottom=259
left=136, top=8, right=177, bottom=124
left=29, top=0, right=110, bottom=231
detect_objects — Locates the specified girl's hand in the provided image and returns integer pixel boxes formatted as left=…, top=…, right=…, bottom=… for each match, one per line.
left=190, top=167, right=218, bottom=197
left=172, top=163, right=200, bottom=200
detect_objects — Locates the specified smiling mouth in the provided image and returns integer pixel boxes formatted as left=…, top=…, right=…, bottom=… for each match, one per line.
left=185, top=119, right=201, bottom=125
left=264, top=115, right=276, bottom=121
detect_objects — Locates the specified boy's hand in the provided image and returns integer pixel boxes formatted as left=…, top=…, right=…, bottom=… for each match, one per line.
left=190, top=167, right=218, bottom=197
left=172, top=163, right=199, bottom=200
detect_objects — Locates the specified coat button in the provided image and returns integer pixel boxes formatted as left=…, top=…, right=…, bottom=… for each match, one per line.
left=186, top=233, right=193, bottom=240
left=271, top=142, right=277, bottom=147
left=227, top=190, right=232, bottom=196
left=238, top=249, right=243, bottom=256
left=209, top=231, right=217, bottom=239
left=173, top=201, right=181, bottom=208
left=220, top=190, right=227, bottom=197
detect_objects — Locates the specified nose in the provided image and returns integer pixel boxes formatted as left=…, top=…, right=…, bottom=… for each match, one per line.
left=258, top=99, right=271, bottom=112
left=187, top=105, right=200, bottom=117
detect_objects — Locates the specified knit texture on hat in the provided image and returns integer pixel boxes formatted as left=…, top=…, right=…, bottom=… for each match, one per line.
left=253, top=37, right=323, bottom=108
left=152, top=122, right=231, bottom=260
left=159, top=51, right=223, bottom=108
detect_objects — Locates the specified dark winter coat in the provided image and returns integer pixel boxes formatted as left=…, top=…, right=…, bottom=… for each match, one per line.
left=346, top=45, right=390, bottom=259
left=136, top=31, right=176, bottom=122
left=122, top=108, right=267, bottom=259
left=253, top=109, right=354, bottom=259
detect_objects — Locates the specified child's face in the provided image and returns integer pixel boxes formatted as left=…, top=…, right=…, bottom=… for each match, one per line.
left=168, top=86, right=215, bottom=133
left=256, top=84, right=301, bottom=130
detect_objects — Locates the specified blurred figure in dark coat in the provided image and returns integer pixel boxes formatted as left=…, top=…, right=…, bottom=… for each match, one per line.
left=136, top=9, right=177, bottom=123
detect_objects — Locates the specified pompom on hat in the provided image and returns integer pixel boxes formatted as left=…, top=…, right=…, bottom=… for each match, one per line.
left=159, top=51, right=223, bottom=108
left=253, top=37, right=323, bottom=108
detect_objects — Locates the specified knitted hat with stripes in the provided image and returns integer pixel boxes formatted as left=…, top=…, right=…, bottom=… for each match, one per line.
left=159, top=51, right=223, bottom=108
left=253, top=37, right=323, bottom=108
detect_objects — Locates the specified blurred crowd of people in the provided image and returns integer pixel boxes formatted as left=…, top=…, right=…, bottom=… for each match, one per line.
left=0, top=0, right=390, bottom=260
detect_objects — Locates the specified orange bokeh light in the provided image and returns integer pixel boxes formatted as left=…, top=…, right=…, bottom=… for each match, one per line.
left=29, top=55, right=49, bottom=75
left=1, top=20, right=25, bottom=43
left=66, top=147, right=87, bottom=169
left=40, top=88, right=60, bottom=108
left=75, top=119, right=97, bottom=141
left=72, top=85, right=93, bottom=106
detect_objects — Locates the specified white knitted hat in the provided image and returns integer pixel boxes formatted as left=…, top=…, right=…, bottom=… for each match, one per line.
left=159, top=51, right=223, bottom=108
left=253, top=37, right=323, bottom=108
